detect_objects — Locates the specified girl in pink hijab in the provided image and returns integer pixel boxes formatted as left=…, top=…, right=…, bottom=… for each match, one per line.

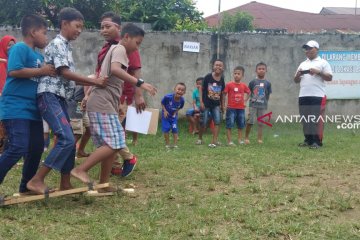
left=0, top=35, right=17, bottom=93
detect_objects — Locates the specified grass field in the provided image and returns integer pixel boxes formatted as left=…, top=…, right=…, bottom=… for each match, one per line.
left=0, top=121, right=359, bottom=240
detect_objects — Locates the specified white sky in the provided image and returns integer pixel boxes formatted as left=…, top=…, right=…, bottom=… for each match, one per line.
left=195, top=0, right=358, bottom=17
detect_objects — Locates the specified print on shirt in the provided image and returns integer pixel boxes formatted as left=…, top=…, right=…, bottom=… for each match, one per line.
left=251, top=83, right=266, bottom=105
left=207, top=82, right=222, bottom=101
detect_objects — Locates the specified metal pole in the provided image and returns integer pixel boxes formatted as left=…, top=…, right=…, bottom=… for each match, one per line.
left=217, top=0, right=221, bottom=59
left=356, top=0, right=358, bottom=15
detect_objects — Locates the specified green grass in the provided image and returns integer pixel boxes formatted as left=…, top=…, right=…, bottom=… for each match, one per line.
left=1, top=121, right=360, bottom=240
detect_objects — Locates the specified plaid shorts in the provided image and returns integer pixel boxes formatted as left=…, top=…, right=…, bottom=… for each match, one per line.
left=88, top=112, right=126, bottom=150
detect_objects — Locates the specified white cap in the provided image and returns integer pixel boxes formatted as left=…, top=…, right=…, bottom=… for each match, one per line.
left=302, top=40, right=319, bottom=49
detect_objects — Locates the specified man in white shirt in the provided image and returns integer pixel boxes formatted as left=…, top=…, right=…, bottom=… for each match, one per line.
left=294, top=40, right=333, bottom=149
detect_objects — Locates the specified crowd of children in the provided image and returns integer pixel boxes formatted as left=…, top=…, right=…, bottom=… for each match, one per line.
left=0, top=7, right=272, bottom=199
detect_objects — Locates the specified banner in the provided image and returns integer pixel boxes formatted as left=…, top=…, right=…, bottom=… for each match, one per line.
left=320, top=51, right=360, bottom=99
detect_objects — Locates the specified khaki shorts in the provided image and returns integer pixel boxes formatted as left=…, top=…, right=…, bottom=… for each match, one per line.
left=247, top=107, right=266, bottom=125
left=71, top=112, right=90, bottom=135
left=71, top=119, right=84, bottom=135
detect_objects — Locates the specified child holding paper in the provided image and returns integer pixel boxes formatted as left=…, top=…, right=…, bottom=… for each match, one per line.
left=71, top=23, right=157, bottom=185
left=161, top=83, right=186, bottom=148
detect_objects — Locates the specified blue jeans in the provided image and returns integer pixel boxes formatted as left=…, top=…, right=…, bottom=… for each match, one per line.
left=202, top=106, right=221, bottom=127
left=38, top=93, right=75, bottom=174
left=0, top=119, right=43, bottom=192
left=226, top=108, right=245, bottom=129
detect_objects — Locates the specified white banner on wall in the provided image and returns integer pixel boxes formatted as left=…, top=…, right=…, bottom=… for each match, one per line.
left=183, top=41, right=200, bottom=53
left=320, top=51, right=360, bottom=99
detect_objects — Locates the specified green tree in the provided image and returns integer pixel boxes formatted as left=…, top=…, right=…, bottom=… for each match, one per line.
left=220, top=12, right=254, bottom=32
left=0, top=0, right=204, bottom=31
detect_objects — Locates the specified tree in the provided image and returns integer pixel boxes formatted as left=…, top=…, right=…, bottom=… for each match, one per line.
left=173, top=17, right=208, bottom=32
left=0, top=0, right=204, bottom=31
left=103, top=0, right=204, bottom=31
left=220, top=12, right=254, bottom=32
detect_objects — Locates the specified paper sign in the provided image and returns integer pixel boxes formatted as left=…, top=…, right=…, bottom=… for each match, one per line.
left=125, top=106, right=159, bottom=135
left=183, top=41, right=200, bottom=53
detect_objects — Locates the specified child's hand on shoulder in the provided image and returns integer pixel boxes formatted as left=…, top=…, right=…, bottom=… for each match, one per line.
left=141, top=82, right=157, bottom=96
left=40, top=64, right=56, bottom=77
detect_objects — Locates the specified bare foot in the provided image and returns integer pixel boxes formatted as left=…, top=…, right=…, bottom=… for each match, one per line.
left=76, top=151, right=90, bottom=158
left=71, top=168, right=91, bottom=184
left=245, top=139, right=250, bottom=144
left=59, top=183, right=74, bottom=191
left=26, top=179, right=53, bottom=195
left=258, top=140, right=263, bottom=144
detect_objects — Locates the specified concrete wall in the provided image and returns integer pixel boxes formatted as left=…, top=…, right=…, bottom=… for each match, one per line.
left=1, top=29, right=359, bottom=116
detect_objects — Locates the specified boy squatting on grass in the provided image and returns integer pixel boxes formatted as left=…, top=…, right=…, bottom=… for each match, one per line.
left=186, top=77, right=203, bottom=135
left=71, top=23, right=157, bottom=185
left=223, top=66, right=250, bottom=146
left=26, top=8, right=107, bottom=195
left=0, top=14, right=57, bottom=194
left=161, top=83, right=186, bottom=148
left=245, top=62, right=272, bottom=144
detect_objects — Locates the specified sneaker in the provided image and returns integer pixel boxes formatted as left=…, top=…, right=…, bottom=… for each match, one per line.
left=309, top=143, right=321, bottom=149
left=208, top=143, right=216, bottom=148
left=195, top=139, right=203, bottom=145
left=173, top=145, right=178, bottom=149
left=121, top=155, right=137, bottom=177
left=165, top=145, right=171, bottom=149
left=239, top=140, right=245, bottom=145
left=215, top=141, right=222, bottom=146
left=227, top=142, right=236, bottom=147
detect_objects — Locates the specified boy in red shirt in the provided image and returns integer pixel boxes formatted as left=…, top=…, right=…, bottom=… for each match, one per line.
left=223, top=66, right=250, bottom=146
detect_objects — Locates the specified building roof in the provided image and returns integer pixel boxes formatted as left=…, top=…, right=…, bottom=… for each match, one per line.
left=320, top=7, right=360, bottom=15
left=205, top=1, right=360, bottom=33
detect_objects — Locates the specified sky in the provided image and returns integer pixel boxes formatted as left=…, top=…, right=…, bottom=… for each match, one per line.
left=195, top=0, right=358, bottom=17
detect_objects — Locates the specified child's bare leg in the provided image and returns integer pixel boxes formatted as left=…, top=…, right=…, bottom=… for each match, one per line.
left=226, top=128, right=232, bottom=143
left=100, top=152, right=117, bottom=184
left=71, top=145, right=116, bottom=183
left=173, top=133, right=178, bottom=146
left=132, top=132, right=138, bottom=145
left=258, top=124, right=263, bottom=143
left=238, top=128, right=243, bottom=143
left=164, top=132, right=170, bottom=146
left=212, top=125, right=219, bottom=144
left=77, top=127, right=91, bottom=157
left=60, top=173, right=73, bottom=190
left=245, top=124, right=252, bottom=144
left=26, top=166, right=52, bottom=194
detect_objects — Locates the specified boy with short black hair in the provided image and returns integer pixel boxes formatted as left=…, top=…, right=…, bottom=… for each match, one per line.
left=197, top=59, right=225, bottom=148
left=162, top=82, right=186, bottom=148
left=26, top=7, right=107, bottom=194
left=0, top=14, right=56, bottom=194
left=71, top=23, right=157, bottom=185
left=223, top=66, right=250, bottom=146
left=245, top=62, right=272, bottom=144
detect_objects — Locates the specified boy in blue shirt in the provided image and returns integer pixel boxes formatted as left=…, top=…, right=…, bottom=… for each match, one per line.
left=0, top=14, right=56, bottom=194
left=161, top=83, right=186, bottom=148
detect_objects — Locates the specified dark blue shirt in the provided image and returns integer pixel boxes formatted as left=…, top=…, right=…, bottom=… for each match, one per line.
left=161, top=93, right=185, bottom=119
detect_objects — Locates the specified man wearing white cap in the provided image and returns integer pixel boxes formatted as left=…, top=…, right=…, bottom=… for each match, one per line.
left=294, top=40, right=333, bottom=149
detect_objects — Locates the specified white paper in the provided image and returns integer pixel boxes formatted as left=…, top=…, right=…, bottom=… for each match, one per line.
left=125, top=106, right=152, bottom=134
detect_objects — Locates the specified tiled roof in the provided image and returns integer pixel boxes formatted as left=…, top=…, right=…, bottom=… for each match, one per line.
left=320, top=7, right=360, bottom=15
left=205, top=1, right=360, bottom=33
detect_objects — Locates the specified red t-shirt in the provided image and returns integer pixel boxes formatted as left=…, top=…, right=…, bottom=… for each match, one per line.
left=121, top=50, right=141, bottom=104
left=224, top=81, right=250, bottom=109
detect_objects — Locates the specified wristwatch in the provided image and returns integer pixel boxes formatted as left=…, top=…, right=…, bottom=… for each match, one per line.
left=136, top=78, right=144, bottom=87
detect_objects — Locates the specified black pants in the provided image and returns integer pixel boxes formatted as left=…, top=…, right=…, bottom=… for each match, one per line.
left=298, top=96, right=326, bottom=146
